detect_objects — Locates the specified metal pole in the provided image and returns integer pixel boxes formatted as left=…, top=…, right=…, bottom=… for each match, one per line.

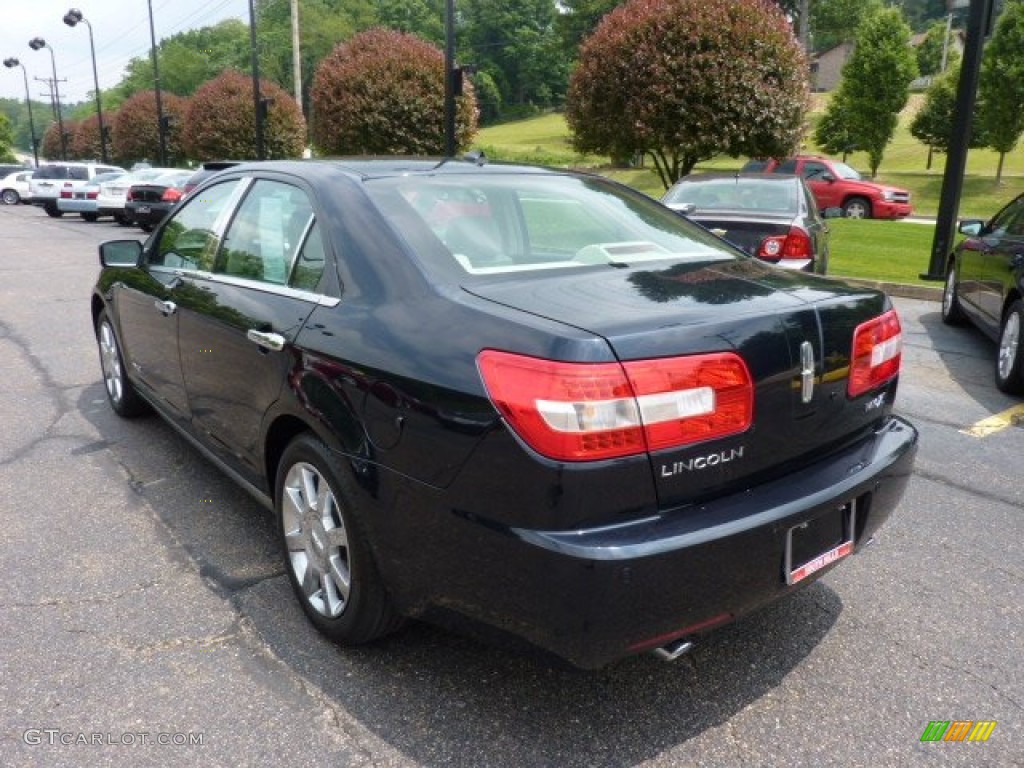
left=923, top=0, right=994, bottom=280
left=290, top=0, right=302, bottom=111
left=248, top=0, right=264, bottom=160
left=444, top=0, right=455, bottom=157
left=146, top=0, right=167, bottom=166
left=5, top=60, right=40, bottom=166
left=83, top=20, right=108, bottom=163
left=47, top=48, right=66, bottom=161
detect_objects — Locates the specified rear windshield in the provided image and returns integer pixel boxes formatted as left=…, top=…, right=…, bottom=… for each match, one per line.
left=663, top=178, right=798, bottom=213
left=365, top=173, right=736, bottom=276
left=35, top=165, right=70, bottom=180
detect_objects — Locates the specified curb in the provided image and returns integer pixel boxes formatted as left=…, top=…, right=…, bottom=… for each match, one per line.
left=833, top=277, right=944, bottom=302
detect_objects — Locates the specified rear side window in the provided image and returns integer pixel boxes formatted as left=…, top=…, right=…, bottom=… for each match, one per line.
left=774, top=159, right=798, bottom=174
left=68, top=167, right=89, bottom=181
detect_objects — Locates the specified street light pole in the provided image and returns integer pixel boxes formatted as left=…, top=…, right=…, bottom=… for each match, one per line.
left=3, top=57, right=40, bottom=167
left=63, top=9, right=108, bottom=163
left=28, top=37, right=66, bottom=161
left=248, top=0, right=265, bottom=160
left=146, top=0, right=167, bottom=166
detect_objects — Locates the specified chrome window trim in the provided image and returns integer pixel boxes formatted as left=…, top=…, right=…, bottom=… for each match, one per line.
left=147, top=265, right=340, bottom=307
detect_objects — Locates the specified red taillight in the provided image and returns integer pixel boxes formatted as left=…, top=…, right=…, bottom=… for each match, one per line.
left=126, top=188, right=134, bottom=201
left=162, top=187, right=182, bottom=203
left=477, top=350, right=753, bottom=462
left=87, top=190, right=98, bottom=199
left=60, top=182, right=73, bottom=199
left=848, top=309, right=902, bottom=397
left=758, top=227, right=812, bottom=262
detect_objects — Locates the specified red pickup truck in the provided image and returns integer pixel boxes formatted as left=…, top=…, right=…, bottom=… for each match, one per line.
left=743, top=156, right=913, bottom=220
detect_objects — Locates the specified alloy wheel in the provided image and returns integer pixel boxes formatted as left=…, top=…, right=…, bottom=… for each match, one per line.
left=98, top=319, right=124, bottom=405
left=281, top=462, right=351, bottom=618
left=998, top=310, right=1020, bottom=383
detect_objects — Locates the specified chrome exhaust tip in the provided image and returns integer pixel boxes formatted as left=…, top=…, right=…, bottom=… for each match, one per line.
left=651, top=637, right=694, bottom=662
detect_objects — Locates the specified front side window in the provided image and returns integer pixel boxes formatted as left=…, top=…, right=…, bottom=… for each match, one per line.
left=802, top=161, right=829, bottom=180
left=150, top=180, right=242, bottom=271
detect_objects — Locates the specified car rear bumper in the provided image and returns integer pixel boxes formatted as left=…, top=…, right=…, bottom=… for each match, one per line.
left=377, top=415, right=917, bottom=668
left=874, top=201, right=912, bottom=219
left=57, top=199, right=98, bottom=213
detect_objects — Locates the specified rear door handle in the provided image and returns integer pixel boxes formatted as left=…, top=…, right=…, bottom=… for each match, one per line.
left=154, top=300, right=177, bottom=316
left=246, top=329, right=285, bottom=351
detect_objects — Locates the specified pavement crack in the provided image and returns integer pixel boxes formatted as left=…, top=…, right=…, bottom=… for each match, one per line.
left=2, top=580, right=162, bottom=609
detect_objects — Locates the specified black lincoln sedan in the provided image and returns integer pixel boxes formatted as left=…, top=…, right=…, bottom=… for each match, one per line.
left=942, top=193, right=1024, bottom=395
left=91, top=158, right=917, bottom=668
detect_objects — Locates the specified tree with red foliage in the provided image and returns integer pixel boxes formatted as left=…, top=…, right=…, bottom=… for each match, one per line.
left=70, top=113, right=114, bottom=161
left=111, top=91, right=187, bottom=167
left=566, top=0, right=808, bottom=188
left=310, top=27, right=477, bottom=156
left=182, top=70, right=305, bottom=161
left=42, top=119, right=74, bottom=161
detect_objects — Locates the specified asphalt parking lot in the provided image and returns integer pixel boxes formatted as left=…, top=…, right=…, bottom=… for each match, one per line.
left=0, top=203, right=1020, bottom=767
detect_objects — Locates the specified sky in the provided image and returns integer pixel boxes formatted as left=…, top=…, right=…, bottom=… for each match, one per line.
left=1, top=0, right=251, bottom=103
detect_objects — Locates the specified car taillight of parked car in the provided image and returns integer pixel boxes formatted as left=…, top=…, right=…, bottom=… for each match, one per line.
left=848, top=310, right=902, bottom=398
left=59, top=182, right=74, bottom=199
left=758, top=227, right=812, bottom=263
left=477, top=350, right=753, bottom=461
left=126, top=188, right=133, bottom=201
left=162, top=188, right=183, bottom=203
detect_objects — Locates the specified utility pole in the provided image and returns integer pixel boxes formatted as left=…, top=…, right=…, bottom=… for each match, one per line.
left=290, top=0, right=302, bottom=111
left=444, top=0, right=456, bottom=157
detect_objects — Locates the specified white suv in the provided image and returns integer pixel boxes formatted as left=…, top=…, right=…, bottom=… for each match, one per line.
left=28, top=161, right=125, bottom=217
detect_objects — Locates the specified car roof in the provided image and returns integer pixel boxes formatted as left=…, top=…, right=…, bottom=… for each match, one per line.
left=217, top=157, right=561, bottom=183
left=676, top=172, right=802, bottom=183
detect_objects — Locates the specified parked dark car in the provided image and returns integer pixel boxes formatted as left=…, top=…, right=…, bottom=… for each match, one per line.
left=182, top=160, right=241, bottom=196
left=661, top=173, right=839, bottom=274
left=125, top=170, right=194, bottom=231
left=91, top=158, right=917, bottom=668
left=942, top=193, right=1024, bottom=394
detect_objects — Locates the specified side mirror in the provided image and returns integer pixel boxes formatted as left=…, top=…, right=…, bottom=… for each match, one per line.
left=99, top=239, right=143, bottom=267
left=669, top=202, right=697, bottom=216
left=958, top=220, right=984, bottom=237
left=819, top=172, right=835, bottom=183
left=822, top=207, right=844, bottom=219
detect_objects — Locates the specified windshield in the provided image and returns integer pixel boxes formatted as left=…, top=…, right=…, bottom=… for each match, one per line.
left=831, top=162, right=861, bottom=180
left=366, top=173, right=736, bottom=276
left=663, top=177, right=798, bottom=213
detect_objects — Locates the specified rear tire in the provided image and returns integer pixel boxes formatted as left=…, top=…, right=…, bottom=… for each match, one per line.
left=44, top=202, right=63, bottom=218
left=995, top=300, right=1024, bottom=395
left=843, top=197, right=871, bottom=219
left=276, top=434, right=403, bottom=645
left=81, top=212, right=99, bottom=222
left=941, top=263, right=966, bottom=325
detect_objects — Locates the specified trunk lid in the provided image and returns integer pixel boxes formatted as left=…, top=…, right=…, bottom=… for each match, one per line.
left=465, top=258, right=892, bottom=508
left=689, top=213, right=796, bottom=258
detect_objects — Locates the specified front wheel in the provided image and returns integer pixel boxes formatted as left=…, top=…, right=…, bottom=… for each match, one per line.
left=276, top=434, right=403, bottom=645
left=1, top=189, right=19, bottom=205
left=941, top=263, right=966, bottom=325
left=995, top=300, right=1024, bottom=395
left=96, top=310, right=149, bottom=417
left=843, top=197, right=871, bottom=219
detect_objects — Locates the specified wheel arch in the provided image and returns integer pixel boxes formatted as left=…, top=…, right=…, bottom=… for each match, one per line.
left=1002, top=287, right=1023, bottom=323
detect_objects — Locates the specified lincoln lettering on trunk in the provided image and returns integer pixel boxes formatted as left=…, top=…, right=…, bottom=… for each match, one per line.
left=661, top=447, right=745, bottom=477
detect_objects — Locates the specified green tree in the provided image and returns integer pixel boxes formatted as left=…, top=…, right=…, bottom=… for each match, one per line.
left=978, top=0, right=1024, bottom=184
left=810, top=0, right=882, bottom=51
left=916, top=19, right=959, bottom=77
left=827, top=7, right=917, bottom=176
left=813, top=91, right=857, bottom=160
left=0, top=113, right=16, bottom=162
left=557, top=0, right=621, bottom=53
left=183, top=71, right=306, bottom=161
left=459, top=0, right=569, bottom=115
left=566, top=0, right=809, bottom=188
left=910, top=65, right=984, bottom=168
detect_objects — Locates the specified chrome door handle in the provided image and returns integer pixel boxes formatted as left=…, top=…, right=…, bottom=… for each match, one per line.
left=154, top=300, right=177, bottom=316
left=246, top=329, right=285, bottom=351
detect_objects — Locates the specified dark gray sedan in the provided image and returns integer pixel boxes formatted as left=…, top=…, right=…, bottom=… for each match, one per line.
left=942, top=192, right=1024, bottom=394
left=662, top=173, right=840, bottom=274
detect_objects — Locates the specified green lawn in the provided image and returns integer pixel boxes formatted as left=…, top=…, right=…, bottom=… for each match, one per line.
left=826, top=219, right=940, bottom=285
